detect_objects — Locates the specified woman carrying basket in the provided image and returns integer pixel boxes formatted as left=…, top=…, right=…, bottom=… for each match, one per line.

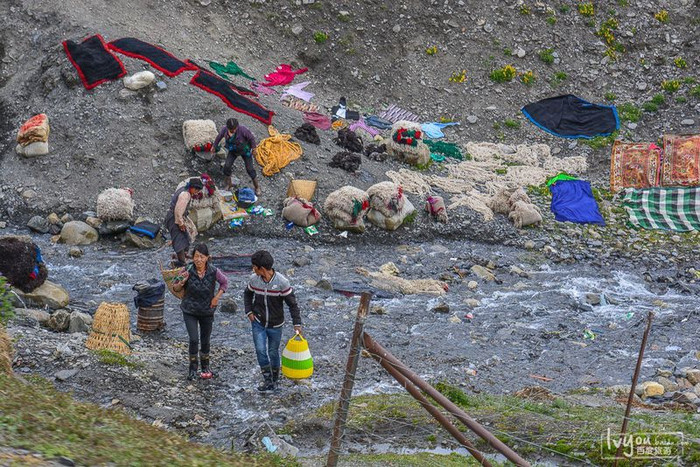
left=172, top=243, right=228, bottom=380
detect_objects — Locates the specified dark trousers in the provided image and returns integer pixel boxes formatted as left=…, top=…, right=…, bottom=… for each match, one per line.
left=183, top=312, right=214, bottom=355
left=223, top=150, right=257, bottom=181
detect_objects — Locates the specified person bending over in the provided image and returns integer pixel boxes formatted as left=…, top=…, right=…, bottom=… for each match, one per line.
left=164, top=177, right=202, bottom=266
left=212, top=118, right=260, bottom=196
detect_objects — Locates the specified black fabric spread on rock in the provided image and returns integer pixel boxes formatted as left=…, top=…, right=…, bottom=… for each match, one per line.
left=294, top=123, right=320, bottom=145
left=521, top=94, right=620, bottom=139
left=107, top=37, right=194, bottom=77
left=0, top=237, right=48, bottom=292
left=330, top=152, right=361, bottom=172
left=189, top=70, right=274, bottom=125
left=62, top=34, right=127, bottom=90
left=187, top=60, right=256, bottom=96
left=334, top=128, right=363, bottom=153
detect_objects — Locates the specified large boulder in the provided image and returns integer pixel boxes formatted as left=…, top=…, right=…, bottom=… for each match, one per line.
left=123, top=71, right=156, bottom=90
left=14, top=308, right=50, bottom=326
left=68, top=311, right=93, bottom=333
left=47, top=309, right=71, bottom=332
left=123, top=230, right=164, bottom=249
left=27, top=216, right=50, bottom=234
left=59, top=221, right=98, bottom=245
left=13, top=280, right=70, bottom=310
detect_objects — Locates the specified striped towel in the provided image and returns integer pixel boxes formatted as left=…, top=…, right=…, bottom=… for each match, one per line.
left=622, top=187, right=700, bottom=231
left=379, top=104, right=420, bottom=123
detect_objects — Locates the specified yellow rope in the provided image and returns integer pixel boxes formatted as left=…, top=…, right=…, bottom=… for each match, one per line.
left=254, top=125, right=303, bottom=176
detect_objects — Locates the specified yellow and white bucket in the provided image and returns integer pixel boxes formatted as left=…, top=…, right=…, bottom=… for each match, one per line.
left=281, top=333, right=313, bottom=379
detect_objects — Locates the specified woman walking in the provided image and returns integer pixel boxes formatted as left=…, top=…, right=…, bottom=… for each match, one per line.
left=173, top=243, right=228, bottom=380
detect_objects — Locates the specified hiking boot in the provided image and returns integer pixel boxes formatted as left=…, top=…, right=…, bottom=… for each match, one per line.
left=187, top=354, right=198, bottom=381
left=200, top=354, right=213, bottom=379
left=257, top=366, right=274, bottom=392
left=271, top=367, right=280, bottom=390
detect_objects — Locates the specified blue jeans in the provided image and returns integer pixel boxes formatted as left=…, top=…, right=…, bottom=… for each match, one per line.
left=251, top=320, right=282, bottom=369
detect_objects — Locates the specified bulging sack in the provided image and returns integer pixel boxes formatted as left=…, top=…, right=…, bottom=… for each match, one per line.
left=281, top=334, right=313, bottom=379
left=282, top=197, right=320, bottom=227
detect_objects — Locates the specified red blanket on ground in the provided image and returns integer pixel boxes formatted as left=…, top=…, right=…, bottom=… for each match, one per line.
left=261, top=64, right=308, bottom=87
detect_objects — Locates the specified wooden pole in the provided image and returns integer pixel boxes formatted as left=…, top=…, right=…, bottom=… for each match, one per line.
left=363, top=333, right=531, bottom=467
left=326, top=292, right=372, bottom=467
left=368, top=348, right=492, bottom=466
left=614, top=311, right=654, bottom=466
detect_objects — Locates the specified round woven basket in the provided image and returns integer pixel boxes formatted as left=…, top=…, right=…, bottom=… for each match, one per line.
left=85, top=302, right=132, bottom=355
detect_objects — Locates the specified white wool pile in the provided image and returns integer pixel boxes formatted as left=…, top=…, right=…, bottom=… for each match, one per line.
left=509, top=200, right=543, bottom=228
left=323, top=186, right=369, bottom=230
left=96, top=188, right=134, bottom=221
left=182, top=119, right=218, bottom=150
left=366, top=181, right=405, bottom=217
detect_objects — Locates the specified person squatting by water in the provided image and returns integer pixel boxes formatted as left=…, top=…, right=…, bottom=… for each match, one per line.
left=164, top=177, right=202, bottom=267
left=212, top=117, right=261, bottom=196
left=172, top=243, right=228, bottom=380
left=244, top=250, right=302, bottom=392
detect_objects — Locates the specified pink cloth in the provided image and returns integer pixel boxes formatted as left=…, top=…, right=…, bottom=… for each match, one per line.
left=281, top=81, right=314, bottom=102
left=251, top=81, right=276, bottom=95
left=349, top=117, right=380, bottom=137
left=303, top=112, right=332, bottom=130
left=262, top=64, right=308, bottom=87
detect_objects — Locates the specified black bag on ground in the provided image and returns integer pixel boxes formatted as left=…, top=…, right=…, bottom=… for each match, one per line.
left=133, top=278, right=166, bottom=308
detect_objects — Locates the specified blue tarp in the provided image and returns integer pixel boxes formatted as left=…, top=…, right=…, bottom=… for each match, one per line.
left=549, top=179, right=605, bottom=225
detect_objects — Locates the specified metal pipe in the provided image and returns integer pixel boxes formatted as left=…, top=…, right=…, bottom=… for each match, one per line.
left=326, top=292, right=372, bottom=467
left=363, top=333, right=531, bottom=467
left=614, top=311, right=654, bottom=465
left=368, top=348, right=492, bottom=466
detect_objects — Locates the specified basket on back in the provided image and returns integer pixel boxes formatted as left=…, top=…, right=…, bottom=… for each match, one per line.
left=159, top=261, right=186, bottom=299
left=85, top=302, right=132, bottom=355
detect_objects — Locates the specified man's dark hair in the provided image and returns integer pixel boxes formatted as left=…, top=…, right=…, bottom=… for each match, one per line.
left=226, top=118, right=239, bottom=131
left=251, top=250, right=274, bottom=270
left=192, top=242, right=209, bottom=257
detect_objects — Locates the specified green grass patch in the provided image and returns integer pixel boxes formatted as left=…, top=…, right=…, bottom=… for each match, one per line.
left=489, top=65, right=516, bottom=83
left=539, top=48, right=555, bottom=64
left=651, top=93, right=666, bottom=105
left=312, top=31, right=328, bottom=43
left=676, top=96, right=688, bottom=104
left=674, top=57, right=687, bottom=68
left=504, top=118, right=521, bottom=129
left=520, top=4, right=531, bottom=15
left=690, top=86, right=700, bottom=98
left=559, top=4, right=570, bottom=14
left=578, top=2, right=595, bottom=17
left=0, top=278, right=14, bottom=325
left=339, top=452, right=481, bottom=466
left=581, top=131, right=619, bottom=149
left=683, top=77, right=697, bottom=85
left=661, top=79, right=681, bottom=93
left=604, top=92, right=616, bottom=101
left=0, top=375, right=283, bottom=466
left=642, top=102, right=658, bottom=113
left=618, top=103, right=642, bottom=122
left=547, top=15, right=557, bottom=25
left=92, top=349, right=141, bottom=369
left=551, top=71, right=567, bottom=86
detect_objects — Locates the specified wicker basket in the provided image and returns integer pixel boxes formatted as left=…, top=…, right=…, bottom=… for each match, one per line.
left=287, top=179, right=317, bottom=201
left=160, top=261, right=186, bottom=299
left=85, top=302, right=132, bottom=355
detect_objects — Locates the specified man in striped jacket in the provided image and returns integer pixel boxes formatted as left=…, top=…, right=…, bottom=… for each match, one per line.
left=244, top=250, right=302, bottom=391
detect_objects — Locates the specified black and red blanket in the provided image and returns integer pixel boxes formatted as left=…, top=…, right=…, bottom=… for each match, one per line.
left=62, top=34, right=127, bottom=90
left=107, top=37, right=194, bottom=77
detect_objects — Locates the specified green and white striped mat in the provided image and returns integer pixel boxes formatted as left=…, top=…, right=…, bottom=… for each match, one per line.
left=622, top=187, right=700, bottom=231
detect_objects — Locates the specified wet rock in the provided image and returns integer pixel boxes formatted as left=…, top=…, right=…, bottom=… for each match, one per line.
left=48, top=309, right=71, bottom=332
left=316, top=279, right=332, bottom=290
left=61, top=214, right=74, bottom=224
left=465, top=299, right=480, bottom=307
left=392, top=25, right=401, bottom=33
left=68, top=311, right=92, bottom=333
left=636, top=82, right=647, bottom=91
left=85, top=216, right=102, bottom=229
left=585, top=293, right=602, bottom=306
left=292, top=25, right=303, bottom=35
left=14, top=281, right=70, bottom=309
left=681, top=119, right=695, bottom=126
left=467, top=280, right=478, bottom=290
left=27, top=215, right=50, bottom=233
left=524, top=240, right=535, bottom=249
left=219, top=297, right=238, bottom=313
left=471, top=265, right=495, bottom=281
left=15, top=307, right=50, bottom=326
left=47, top=212, right=61, bottom=225
left=432, top=302, right=450, bottom=313
left=448, top=315, right=462, bottom=324
left=671, top=391, right=698, bottom=405
left=68, top=247, right=83, bottom=258
left=370, top=305, right=386, bottom=315
left=98, top=221, right=131, bottom=236
left=467, top=115, right=478, bottom=124
left=123, top=230, right=164, bottom=249
left=60, top=221, right=98, bottom=245
left=638, top=381, right=664, bottom=399
left=55, top=369, right=79, bottom=381
left=49, top=223, right=63, bottom=235
left=293, top=257, right=311, bottom=267
left=509, top=266, right=529, bottom=278
left=657, top=376, right=679, bottom=392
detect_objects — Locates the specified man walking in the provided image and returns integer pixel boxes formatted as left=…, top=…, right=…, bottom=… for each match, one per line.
left=212, top=118, right=261, bottom=196
left=244, top=250, right=302, bottom=392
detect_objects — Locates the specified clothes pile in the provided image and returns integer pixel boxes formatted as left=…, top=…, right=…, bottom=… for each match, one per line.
left=254, top=126, right=303, bottom=176
left=261, top=64, right=308, bottom=87
left=209, top=60, right=255, bottom=81
left=16, top=114, right=50, bottom=157
left=294, top=123, right=320, bottom=145
left=421, top=122, right=460, bottom=139
left=331, top=97, right=360, bottom=121
left=330, top=152, right=362, bottom=172
left=334, top=128, right=363, bottom=153
left=323, top=186, right=370, bottom=233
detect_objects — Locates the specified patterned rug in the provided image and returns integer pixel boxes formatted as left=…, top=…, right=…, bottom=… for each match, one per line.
left=623, top=186, right=700, bottom=231
left=609, top=141, right=661, bottom=192
left=661, top=134, right=700, bottom=186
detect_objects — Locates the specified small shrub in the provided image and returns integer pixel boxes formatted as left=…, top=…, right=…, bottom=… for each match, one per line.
left=539, top=48, right=555, bottom=64
left=490, top=65, right=516, bottom=83
left=617, top=0, right=629, bottom=6
left=683, top=77, right=697, bottom=85
left=582, top=131, right=619, bottom=149
left=93, top=349, right=139, bottom=368
left=520, top=4, right=531, bottom=15
left=551, top=71, right=568, bottom=85
left=674, top=57, right=687, bottom=68
left=547, top=15, right=557, bottom=25
left=597, top=18, right=619, bottom=46
left=313, top=31, right=328, bottom=43
left=493, top=122, right=501, bottom=130
left=425, top=45, right=438, bottom=56
left=676, top=96, right=687, bottom=104
left=504, top=118, right=521, bottom=129
left=337, top=13, right=350, bottom=22
left=578, top=2, right=594, bottom=17
left=650, top=94, right=665, bottom=105
left=559, top=4, right=570, bottom=13
left=691, top=86, right=700, bottom=98
left=604, top=92, right=616, bottom=101
left=503, top=47, right=513, bottom=56
left=521, top=70, right=536, bottom=85
left=439, top=116, right=455, bottom=123
left=642, top=102, right=658, bottom=113
left=654, top=10, right=669, bottom=23
left=661, top=79, right=681, bottom=93
left=449, top=69, right=467, bottom=83
left=618, top=103, right=642, bottom=123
